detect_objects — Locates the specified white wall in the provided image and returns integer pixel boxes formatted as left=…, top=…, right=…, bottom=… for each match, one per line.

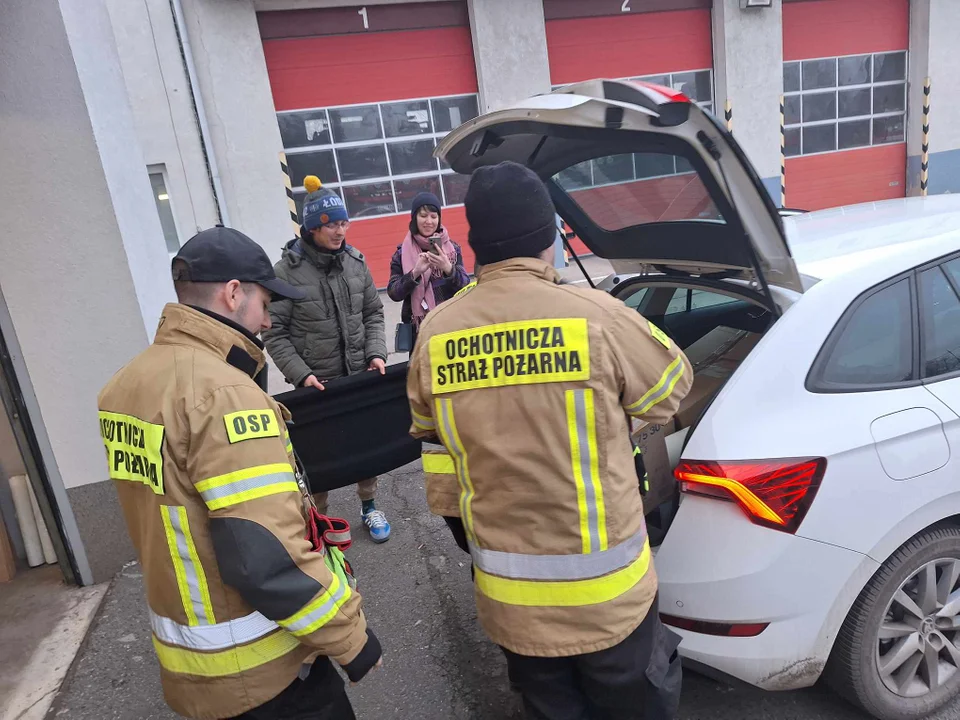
left=0, top=0, right=171, bottom=493
left=467, top=0, right=552, bottom=113
left=712, top=0, right=784, bottom=187
left=106, top=0, right=220, bottom=242
left=179, top=0, right=292, bottom=260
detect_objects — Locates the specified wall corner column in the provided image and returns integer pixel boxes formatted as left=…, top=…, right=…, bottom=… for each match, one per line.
left=712, top=0, right=784, bottom=204
left=907, top=0, right=960, bottom=196
left=467, top=0, right=552, bottom=113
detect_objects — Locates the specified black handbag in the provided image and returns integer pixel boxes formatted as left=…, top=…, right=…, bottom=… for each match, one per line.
left=394, top=322, right=415, bottom=353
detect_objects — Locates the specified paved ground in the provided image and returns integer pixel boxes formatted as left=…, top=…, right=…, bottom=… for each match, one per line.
left=48, top=460, right=960, bottom=720
left=0, top=565, right=105, bottom=720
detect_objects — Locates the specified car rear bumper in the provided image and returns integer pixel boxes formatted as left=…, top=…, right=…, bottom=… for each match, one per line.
left=654, top=496, right=880, bottom=690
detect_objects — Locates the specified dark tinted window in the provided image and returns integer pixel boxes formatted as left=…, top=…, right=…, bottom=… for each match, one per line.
left=820, top=279, right=913, bottom=386
left=278, top=109, right=330, bottom=147
left=920, top=265, right=960, bottom=378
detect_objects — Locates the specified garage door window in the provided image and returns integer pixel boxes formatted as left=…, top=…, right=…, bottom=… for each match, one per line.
left=278, top=93, right=479, bottom=219
left=782, top=51, right=907, bottom=157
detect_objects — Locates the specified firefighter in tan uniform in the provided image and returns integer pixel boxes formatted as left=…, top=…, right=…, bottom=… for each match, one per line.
left=98, top=227, right=381, bottom=720
left=407, top=162, right=692, bottom=719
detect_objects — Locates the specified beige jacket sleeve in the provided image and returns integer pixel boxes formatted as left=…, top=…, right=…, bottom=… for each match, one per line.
left=406, top=337, right=438, bottom=440
left=605, top=305, right=693, bottom=426
left=187, top=383, right=380, bottom=680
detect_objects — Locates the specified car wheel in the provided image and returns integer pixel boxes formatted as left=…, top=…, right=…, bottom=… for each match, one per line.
left=826, top=527, right=960, bottom=720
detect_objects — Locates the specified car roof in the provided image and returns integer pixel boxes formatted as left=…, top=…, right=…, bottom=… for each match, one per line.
left=784, top=195, right=960, bottom=282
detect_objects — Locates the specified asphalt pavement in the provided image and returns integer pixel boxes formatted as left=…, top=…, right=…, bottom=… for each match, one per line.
left=46, top=459, right=960, bottom=720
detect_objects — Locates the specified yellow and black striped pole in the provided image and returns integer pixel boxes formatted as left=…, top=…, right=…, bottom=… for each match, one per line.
left=921, top=77, right=931, bottom=197
left=724, top=99, right=733, bottom=132
left=279, top=152, right=300, bottom=238
left=779, top=94, right=786, bottom=207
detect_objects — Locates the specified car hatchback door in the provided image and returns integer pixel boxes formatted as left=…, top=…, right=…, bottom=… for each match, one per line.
left=435, top=79, right=803, bottom=314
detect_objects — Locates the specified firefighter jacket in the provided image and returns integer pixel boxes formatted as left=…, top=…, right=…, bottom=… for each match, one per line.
left=407, top=258, right=693, bottom=658
left=97, top=304, right=380, bottom=720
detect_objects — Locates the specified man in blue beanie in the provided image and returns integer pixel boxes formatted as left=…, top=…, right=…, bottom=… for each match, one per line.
left=264, top=188, right=391, bottom=542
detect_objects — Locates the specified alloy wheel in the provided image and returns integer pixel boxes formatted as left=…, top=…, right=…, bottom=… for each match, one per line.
left=876, top=558, right=960, bottom=697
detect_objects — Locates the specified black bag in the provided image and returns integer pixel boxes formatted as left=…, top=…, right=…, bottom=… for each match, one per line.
left=274, top=363, right=421, bottom=493
left=394, top=322, right=415, bottom=353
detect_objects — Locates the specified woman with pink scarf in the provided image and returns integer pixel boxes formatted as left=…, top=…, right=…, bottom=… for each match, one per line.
left=387, top=192, right=469, bottom=343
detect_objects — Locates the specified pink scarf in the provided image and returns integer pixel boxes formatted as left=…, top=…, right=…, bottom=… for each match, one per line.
left=401, top=228, right=456, bottom=325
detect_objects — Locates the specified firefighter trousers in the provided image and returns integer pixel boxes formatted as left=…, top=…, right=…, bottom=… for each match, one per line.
left=231, top=658, right=356, bottom=720
left=501, top=595, right=682, bottom=720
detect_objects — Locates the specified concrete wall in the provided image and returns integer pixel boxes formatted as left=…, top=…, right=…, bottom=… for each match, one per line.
left=179, top=0, right=292, bottom=260
left=1, top=0, right=173, bottom=582
left=467, top=0, right=552, bottom=112
left=907, top=0, right=960, bottom=196
left=713, top=0, right=784, bottom=202
left=106, top=0, right=220, bottom=242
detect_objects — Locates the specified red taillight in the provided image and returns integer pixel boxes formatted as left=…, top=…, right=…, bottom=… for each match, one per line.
left=661, top=614, right=768, bottom=638
left=674, top=458, right=826, bottom=534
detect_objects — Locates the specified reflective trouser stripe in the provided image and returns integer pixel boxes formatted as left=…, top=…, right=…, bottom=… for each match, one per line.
left=278, top=571, right=351, bottom=637
left=152, top=629, right=300, bottom=677
left=469, top=525, right=648, bottom=581
left=160, top=506, right=215, bottom=626
left=196, top=463, right=298, bottom=510
left=411, top=409, right=436, bottom=431
left=474, top=539, right=652, bottom=607
left=422, top=452, right=455, bottom=475
left=150, top=609, right=279, bottom=651
left=626, top=355, right=685, bottom=417
left=566, top=389, right=607, bottom=553
left=436, top=398, right=476, bottom=543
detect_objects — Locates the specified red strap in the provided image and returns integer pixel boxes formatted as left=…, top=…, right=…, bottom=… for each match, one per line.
left=304, top=508, right=352, bottom=553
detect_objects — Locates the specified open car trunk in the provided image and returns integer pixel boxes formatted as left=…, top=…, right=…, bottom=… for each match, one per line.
left=613, top=279, right=775, bottom=545
left=275, top=80, right=803, bottom=499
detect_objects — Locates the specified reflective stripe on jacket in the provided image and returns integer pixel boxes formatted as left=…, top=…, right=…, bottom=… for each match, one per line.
left=98, top=305, right=377, bottom=719
left=422, top=448, right=459, bottom=517
left=407, top=258, right=692, bottom=657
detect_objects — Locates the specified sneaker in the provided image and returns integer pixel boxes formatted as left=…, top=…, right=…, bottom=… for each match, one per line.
left=361, top=508, right=391, bottom=543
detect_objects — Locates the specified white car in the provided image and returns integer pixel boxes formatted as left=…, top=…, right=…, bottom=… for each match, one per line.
left=436, top=80, right=960, bottom=720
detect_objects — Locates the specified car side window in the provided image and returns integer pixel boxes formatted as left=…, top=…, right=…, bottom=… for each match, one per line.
left=664, top=289, right=738, bottom=315
left=818, top=278, right=913, bottom=387
left=920, top=263, right=960, bottom=379
left=621, top=287, right=651, bottom=310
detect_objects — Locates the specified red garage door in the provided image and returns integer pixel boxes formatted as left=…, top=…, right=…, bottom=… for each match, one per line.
left=544, top=0, right=714, bottom=255
left=259, top=2, right=479, bottom=286
left=782, top=0, right=909, bottom=210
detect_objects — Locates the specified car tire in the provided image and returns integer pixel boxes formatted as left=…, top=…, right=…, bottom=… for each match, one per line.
left=825, top=527, right=960, bottom=720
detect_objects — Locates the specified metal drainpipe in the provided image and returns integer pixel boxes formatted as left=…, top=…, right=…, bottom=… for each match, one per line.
left=168, top=0, right=231, bottom=227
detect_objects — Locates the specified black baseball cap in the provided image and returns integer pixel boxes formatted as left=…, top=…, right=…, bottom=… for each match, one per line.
left=173, top=226, right=305, bottom=300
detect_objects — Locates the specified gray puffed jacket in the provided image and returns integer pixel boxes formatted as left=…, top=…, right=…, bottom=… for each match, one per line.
left=265, top=238, right=387, bottom=387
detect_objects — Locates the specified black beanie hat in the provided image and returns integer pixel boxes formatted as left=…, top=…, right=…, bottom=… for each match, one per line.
left=409, top=191, right=442, bottom=236
left=465, top=161, right=557, bottom=265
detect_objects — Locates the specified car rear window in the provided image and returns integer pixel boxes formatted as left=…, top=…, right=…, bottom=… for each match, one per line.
left=553, top=151, right=722, bottom=231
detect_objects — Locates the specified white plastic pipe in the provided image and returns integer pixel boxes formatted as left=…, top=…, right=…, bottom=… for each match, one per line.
left=9, top=475, right=43, bottom=567
left=26, top=479, right=57, bottom=565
